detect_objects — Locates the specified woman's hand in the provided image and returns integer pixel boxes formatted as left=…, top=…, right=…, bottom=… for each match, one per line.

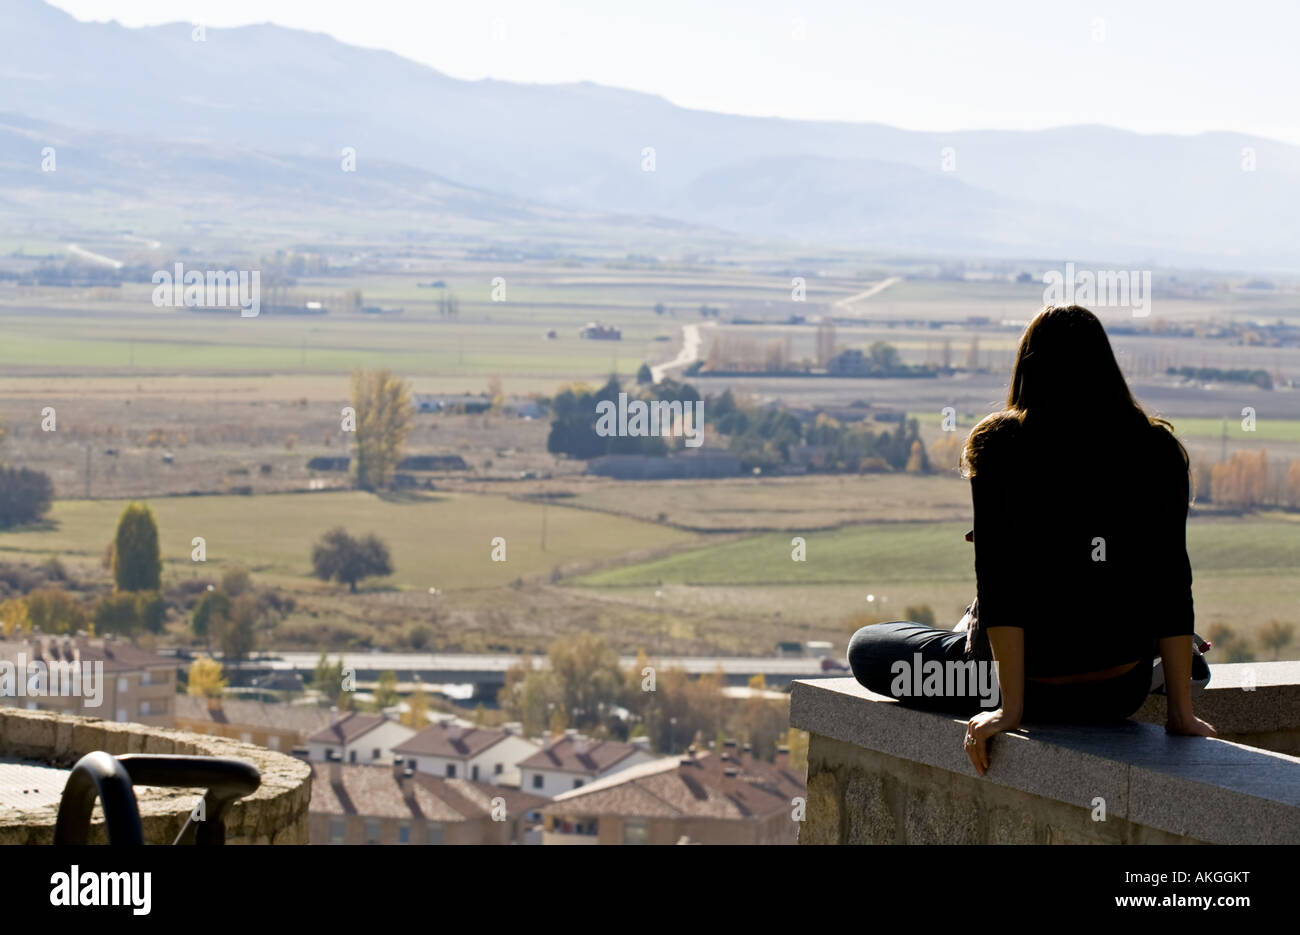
left=1166, top=712, right=1217, bottom=737
left=964, top=708, right=1018, bottom=776
left=1158, top=636, right=1216, bottom=738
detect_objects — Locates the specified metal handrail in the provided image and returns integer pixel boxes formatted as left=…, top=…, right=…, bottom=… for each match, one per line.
left=53, top=751, right=261, bottom=845
left=119, top=754, right=261, bottom=845
left=53, top=751, right=145, bottom=845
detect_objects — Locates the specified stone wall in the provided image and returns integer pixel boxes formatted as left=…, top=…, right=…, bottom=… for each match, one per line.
left=791, top=677, right=1300, bottom=846
left=803, top=734, right=1197, bottom=844
left=0, top=707, right=312, bottom=845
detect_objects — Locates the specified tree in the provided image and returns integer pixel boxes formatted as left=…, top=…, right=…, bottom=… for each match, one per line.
left=312, top=653, right=352, bottom=708
left=1206, top=622, right=1254, bottom=663
left=211, top=594, right=258, bottom=665
left=636, top=363, right=653, bottom=384
left=905, top=439, right=927, bottom=473
left=0, top=597, right=30, bottom=637
left=93, top=591, right=165, bottom=637
left=487, top=374, right=505, bottom=413
left=187, top=656, right=227, bottom=698
left=1211, top=450, right=1271, bottom=509
left=402, top=682, right=430, bottom=728
left=1286, top=459, right=1300, bottom=508
left=221, top=566, right=252, bottom=597
left=24, top=588, right=87, bottom=635
left=501, top=655, right=555, bottom=737
left=547, top=632, right=625, bottom=730
left=375, top=670, right=400, bottom=710
left=192, top=590, right=232, bottom=645
left=349, top=369, right=412, bottom=490
left=868, top=340, right=902, bottom=372
left=815, top=320, right=836, bottom=368
left=113, top=502, right=161, bottom=592
left=904, top=604, right=937, bottom=628
left=1257, top=620, right=1295, bottom=660
left=311, top=527, right=393, bottom=592
left=928, top=434, right=964, bottom=474
left=779, top=728, right=809, bottom=773
left=0, top=466, right=54, bottom=528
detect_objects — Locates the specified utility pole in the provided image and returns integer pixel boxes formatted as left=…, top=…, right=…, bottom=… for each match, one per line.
left=84, top=444, right=91, bottom=498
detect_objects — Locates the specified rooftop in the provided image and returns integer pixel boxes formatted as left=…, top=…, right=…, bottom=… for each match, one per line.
left=544, top=751, right=802, bottom=821
left=0, top=635, right=175, bottom=673
left=307, top=711, right=392, bottom=746
left=518, top=735, right=643, bottom=776
left=176, top=695, right=333, bottom=735
left=392, top=722, right=511, bottom=759
left=310, top=762, right=545, bottom=822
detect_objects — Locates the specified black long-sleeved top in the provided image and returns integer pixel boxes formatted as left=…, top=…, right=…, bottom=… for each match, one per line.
left=970, top=417, right=1194, bottom=677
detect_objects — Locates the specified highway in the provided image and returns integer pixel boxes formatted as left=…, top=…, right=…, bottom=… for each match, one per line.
left=245, top=651, right=836, bottom=688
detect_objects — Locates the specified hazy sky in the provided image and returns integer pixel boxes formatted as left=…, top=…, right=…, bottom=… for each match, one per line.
left=48, top=0, right=1300, bottom=145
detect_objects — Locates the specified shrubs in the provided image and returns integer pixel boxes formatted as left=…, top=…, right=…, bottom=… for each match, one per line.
left=92, top=590, right=166, bottom=636
left=0, top=466, right=54, bottom=528
left=24, top=587, right=88, bottom=634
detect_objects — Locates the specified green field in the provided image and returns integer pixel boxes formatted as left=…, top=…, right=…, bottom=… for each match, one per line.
left=0, top=308, right=660, bottom=378
left=0, top=491, right=699, bottom=591
left=569, top=514, right=1300, bottom=647
left=574, top=516, right=1300, bottom=588
left=911, top=410, right=1300, bottom=444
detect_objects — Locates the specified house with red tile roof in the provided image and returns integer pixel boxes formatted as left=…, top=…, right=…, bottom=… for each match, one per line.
left=307, top=711, right=416, bottom=765
left=392, top=719, right=539, bottom=786
left=518, top=731, right=656, bottom=797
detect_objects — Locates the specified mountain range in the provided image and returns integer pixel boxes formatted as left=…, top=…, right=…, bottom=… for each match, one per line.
left=2, top=0, right=1298, bottom=269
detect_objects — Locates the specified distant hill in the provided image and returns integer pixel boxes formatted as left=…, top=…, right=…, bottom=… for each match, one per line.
left=2, top=0, right=1299, bottom=267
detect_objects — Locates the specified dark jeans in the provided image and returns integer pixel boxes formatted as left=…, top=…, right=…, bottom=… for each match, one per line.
left=847, top=621, right=1153, bottom=723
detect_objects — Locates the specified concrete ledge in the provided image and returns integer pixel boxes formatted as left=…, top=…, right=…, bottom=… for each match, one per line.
left=791, top=677, right=1300, bottom=845
left=0, top=707, right=313, bottom=845
left=1134, top=661, right=1300, bottom=755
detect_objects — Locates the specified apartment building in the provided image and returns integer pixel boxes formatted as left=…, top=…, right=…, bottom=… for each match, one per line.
left=174, top=695, right=333, bottom=751
left=0, top=634, right=176, bottom=727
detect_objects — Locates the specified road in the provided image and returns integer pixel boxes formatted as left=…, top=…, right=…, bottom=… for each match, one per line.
left=832, top=275, right=901, bottom=314
left=244, top=650, right=835, bottom=688
left=66, top=243, right=124, bottom=269
left=652, top=321, right=713, bottom=382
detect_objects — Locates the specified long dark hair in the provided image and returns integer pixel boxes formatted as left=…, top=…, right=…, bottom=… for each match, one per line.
left=963, top=305, right=1188, bottom=478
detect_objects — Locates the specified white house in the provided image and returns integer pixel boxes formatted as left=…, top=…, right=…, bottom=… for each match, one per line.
left=518, top=733, right=656, bottom=798
left=307, top=712, right=416, bottom=765
left=393, top=720, right=539, bottom=786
